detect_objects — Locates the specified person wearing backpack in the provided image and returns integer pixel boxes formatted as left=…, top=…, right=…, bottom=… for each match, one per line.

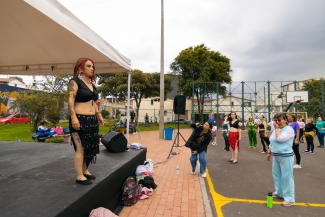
left=67, top=58, right=105, bottom=185
left=188, top=121, right=212, bottom=178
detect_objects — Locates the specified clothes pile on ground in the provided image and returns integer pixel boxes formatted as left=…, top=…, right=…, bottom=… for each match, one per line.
left=121, top=159, right=157, bottom=206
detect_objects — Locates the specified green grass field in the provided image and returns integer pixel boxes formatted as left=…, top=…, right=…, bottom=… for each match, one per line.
left=0, top=120, right=191, bottom=142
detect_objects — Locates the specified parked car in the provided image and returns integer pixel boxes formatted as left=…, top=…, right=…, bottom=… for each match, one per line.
left=0, top=113, right=30, bottom=125
left=165, top=118, right=191, bottom=124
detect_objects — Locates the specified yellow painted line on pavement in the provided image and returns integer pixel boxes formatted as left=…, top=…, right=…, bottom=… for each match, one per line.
left=205, top=168, right=325, bottom=217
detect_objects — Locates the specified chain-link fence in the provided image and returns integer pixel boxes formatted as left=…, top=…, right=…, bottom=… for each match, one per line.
left=191, top=80, right=325, bottom=125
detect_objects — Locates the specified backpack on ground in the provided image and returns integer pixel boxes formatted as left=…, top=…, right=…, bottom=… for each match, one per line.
left=121, top=176, right=140, bottom=206
left=63, top=127, right=70, bottom=134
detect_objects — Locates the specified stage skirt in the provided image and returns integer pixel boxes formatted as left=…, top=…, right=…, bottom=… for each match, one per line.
left=69, top=114, right=100, bottom=168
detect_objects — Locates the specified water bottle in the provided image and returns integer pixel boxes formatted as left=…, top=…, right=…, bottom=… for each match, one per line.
left=176, top=165, right=180, bottom=175
left=267, top=192, right=273, bottom=208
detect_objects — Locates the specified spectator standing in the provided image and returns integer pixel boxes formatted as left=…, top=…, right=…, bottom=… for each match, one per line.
left=266, top=113, right=295, bottom=207
left=303, top=118, right=318, bottom=154
left=297, top=118, right=305, bottom=143
left=130, top=110, right=136, bottom=124
left=316, top=116, right=325, bottom=148
left=208, top=113, right=216, bottom=124
left=287, top=114, right=301, bottom=169
left=211, top=122, right=218, bottom=145
left=222, top=115, right=230, bottom=151
left=144, top=113, right=150, bottom=127
left=257, top=115, right=270, bottom=154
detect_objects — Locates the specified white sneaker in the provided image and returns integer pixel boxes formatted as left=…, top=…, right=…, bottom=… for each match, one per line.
left=191, top=169, right=195, bottom=175
left=296, top=165, right=302, bottom=169
left=211, top=142, right=216, bottom=145
left=309, top=151, right=314, bottom=154
left=202, top=172, right=206, bottom=178
left=293, top=164, right=298, bottom=168
left=282, top=201, right=295, bottom=207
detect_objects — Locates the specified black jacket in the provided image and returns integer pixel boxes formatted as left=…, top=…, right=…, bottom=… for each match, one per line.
left=185, top=123, right=212, bottom=153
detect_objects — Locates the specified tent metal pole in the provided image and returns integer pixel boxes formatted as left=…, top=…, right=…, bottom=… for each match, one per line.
left=126, top=71, right=131, bottom=143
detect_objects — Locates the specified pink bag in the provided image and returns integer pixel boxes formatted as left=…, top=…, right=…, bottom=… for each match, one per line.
left=55, top=126, right=64, bottom=135
left=89, top=207, right=118, bottom=217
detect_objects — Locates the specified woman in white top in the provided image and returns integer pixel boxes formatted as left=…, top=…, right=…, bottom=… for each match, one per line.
left=297, top=118, right=305, bottom=143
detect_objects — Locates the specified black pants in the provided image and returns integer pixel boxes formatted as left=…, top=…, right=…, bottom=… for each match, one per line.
left=305, top=135, right=314, bottom=152
left=299, top=129, right=304, bottom=142
left=292, top=142, right=301, bottom=165
left=224, top=139, right=230, bottom=151
left=259, top=131, right=270, bottom=152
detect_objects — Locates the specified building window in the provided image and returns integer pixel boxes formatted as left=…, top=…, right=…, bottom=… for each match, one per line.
left=231, top=102, right=234, bottom=106
left=151, top=99, right=153, bottom=105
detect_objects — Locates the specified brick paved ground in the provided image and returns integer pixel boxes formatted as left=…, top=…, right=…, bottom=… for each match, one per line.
left=119, top=128, right=206, bottom=217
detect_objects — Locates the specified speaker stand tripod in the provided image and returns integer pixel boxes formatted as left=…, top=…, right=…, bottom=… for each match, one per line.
left=167, top=114, right=187, bottom=159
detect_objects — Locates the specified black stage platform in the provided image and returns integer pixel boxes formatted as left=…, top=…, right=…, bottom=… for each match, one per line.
left=0, top=141, right=146, bottom=217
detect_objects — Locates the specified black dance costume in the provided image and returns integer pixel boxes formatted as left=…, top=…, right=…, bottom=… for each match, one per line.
left=258, top=121, right=270, bottom=152
left=69, top=77, right=100, bottom=168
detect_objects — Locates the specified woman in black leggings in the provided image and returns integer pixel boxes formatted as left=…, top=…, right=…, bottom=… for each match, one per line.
left=257, top=115, right=269, bottom=154
left=287, top=114, right=301, bottom=169
left=304, top=118, right=318, bottom=154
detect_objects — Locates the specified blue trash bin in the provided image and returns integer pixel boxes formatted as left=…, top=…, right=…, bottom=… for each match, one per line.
left=164, top=127, right=173, bottom=140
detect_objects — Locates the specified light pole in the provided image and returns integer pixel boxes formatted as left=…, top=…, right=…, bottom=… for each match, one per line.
left=159, top=0, right=165, bottom=139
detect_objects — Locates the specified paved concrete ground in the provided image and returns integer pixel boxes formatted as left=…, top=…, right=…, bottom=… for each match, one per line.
left=206, top=131, right=325, bottom=217
left=119, top=128, right=325, bottom=217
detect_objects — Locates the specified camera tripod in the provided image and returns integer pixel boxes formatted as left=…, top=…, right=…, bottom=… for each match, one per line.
left=167, top=114, right=187, bottom=159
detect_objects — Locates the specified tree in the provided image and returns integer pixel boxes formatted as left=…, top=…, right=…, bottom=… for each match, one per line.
left=12, top=76, right=69, bottom=131
left=170, top=44, right=232, bottom=122
left=97, top=70, right=173, bottom=121
left=298, top=78, right=325, bottom=118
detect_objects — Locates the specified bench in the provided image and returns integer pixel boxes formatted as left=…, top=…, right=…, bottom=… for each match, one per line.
left=37, top=134, right=71, bottom=143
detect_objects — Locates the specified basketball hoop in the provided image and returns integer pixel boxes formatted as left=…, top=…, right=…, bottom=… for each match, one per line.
left=295, top=100, right=303, bottom=103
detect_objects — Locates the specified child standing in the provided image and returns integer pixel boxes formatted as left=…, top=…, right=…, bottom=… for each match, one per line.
left=211, top=122, right=218, bottom=145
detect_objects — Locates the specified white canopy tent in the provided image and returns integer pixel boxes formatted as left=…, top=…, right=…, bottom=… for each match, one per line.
left=0, top=0, right=133, bottom=140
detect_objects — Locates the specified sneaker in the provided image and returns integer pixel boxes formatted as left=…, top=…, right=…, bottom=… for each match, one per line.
left=304, top=150, right=309, bottom=153
left=249, top=146, right=252, bottom=148
left=201, top=172, right=206, bottom=178
left=272, top=192, right=283, bottom=199
left=296, top=165, right=302, bottom=169
left=293, top=164, right=298, bottom=168
left=212, top=142, right=216, bottom=145
left=309, top=151, right=314, bottom=154
left=191, top=171, right=195, bottom=175
left=282, top=201, right=295, bottom=207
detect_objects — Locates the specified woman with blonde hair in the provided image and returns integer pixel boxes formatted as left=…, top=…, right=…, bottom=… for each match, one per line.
left=246, top=116, right=257, bottom=148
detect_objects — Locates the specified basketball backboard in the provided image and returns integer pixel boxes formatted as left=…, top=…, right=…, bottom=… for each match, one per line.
left=286, top=91, right=308, bottom=103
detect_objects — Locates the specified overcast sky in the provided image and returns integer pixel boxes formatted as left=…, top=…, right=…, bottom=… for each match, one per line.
left=2, top=0, right=324, bottom=84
